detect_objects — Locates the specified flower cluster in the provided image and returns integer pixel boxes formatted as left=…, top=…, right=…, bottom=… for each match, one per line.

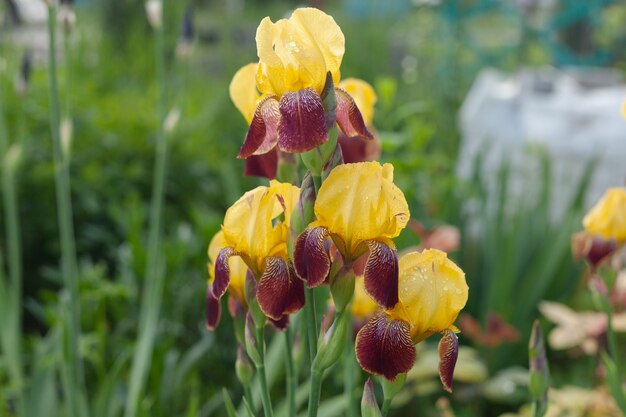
left=206, top=7, right=469, bottom=415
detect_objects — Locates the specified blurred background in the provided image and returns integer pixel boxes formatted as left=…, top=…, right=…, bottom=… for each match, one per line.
left=1, top=0, right=626, bottom=416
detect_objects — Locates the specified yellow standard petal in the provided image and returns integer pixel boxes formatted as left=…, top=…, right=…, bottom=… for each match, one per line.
left=314, top=162, right=409, bottom=257
left=222, top=181, right=300, bottom=274
left=229, top=63, right=261, bottom=124
left=255, top=7, right=345, bottom=97
left=207, top=231, right=248, bottom=303
left=339, top=78, right=377, bottom=126
left=389, top=249, right=468, bottom=343
left=583, top=187, right=626, bottom=242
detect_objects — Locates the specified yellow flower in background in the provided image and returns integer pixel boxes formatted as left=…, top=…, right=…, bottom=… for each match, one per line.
left=294, top=162, right=409, bottom=309
left=229, top=63, right=260, bottom=124
left=351, top=277, right=378, bottom=320
left=338, top=78, right=377, bottom=126
left=255, top=7, right=345, bottom=97
left=355, top=249, right=468, bottom=389
left=389, top=249, right=468, bottom=343
left=207, top=181, right=305, bottom=328
left=583, top=187, right=626, bottom=242
left=208, top=231, right=248, bottom=304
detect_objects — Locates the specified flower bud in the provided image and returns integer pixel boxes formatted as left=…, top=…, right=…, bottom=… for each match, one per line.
left=235, top=345, right=254, bottom=386
left=380, top=372, right=406, bottom=403
left=528, top=320, right=549, bottom=416
left=361, top=378, right=382, bottom=417
left=330, top=264, right=355, bottom=314
left=320, top=71, right=337, bottom=128
left=289, top=172, right=315, bottom=254
left=244, top=313, right=261, bottom=366
left=314, top=309, right=349, bottom=371
left=300, top=128, right=337, bottom=176
left=145, top=0, right=162, bottom=30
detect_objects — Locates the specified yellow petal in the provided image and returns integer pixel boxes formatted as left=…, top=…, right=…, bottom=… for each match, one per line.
left=351, top=276, right=378, bottom=320
left=222, top=181, right=300, bottom=274
left=389, top=249, right=468, bottom=343
left=255, top=8, right=345, bottom=97
left=229, top=63, right=261, bottom=124
left=339, top=78, right=377, bottom=126
left=207, top=231, right=248, bottom=302
left=583, top=187, right=626, bottom=242
left=314, top=162, right=409, bottom=257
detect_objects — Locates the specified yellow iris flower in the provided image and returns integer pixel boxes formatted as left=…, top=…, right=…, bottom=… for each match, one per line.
left=583, top=187, right=626, bottom=242
left=294, top=161, right=409, bottom=309
left=355, top=249, right=468, bottom=389
left=255, top=8, right=344, bottom=98
left=207, top=180, right=305, bottom=328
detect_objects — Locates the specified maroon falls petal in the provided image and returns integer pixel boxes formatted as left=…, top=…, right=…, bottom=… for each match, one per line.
left=206, top=287, right=221, bottom=330
left=269, top=315, right=289, bottom=331
left=278, top=88, right=328, bottom=153
left=213, top=247, right=236, bottom=300
left=238, top=96, right=280, bottom=158
left=335, top=88, right=374, bottom=141
left=244, top=148, right=278, bottom=179
left=257, top=257, right=305, bottom=320
left=355, top=312, right=416, bottom=381
left=293, top=227, right=331, bottom=288
left=364, top=241, right=399, bottom=309
left=438, top=329, right=459, bottom=393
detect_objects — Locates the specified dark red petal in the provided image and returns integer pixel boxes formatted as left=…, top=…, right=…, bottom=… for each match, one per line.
left=213, top=247, right=236, bottom=300
left=238, top=96, right=280, bottom=158
left=335, top=88, right=374, bottom=141
left=257, top=257, right=305, bottom=320
left=304, top=227, right=332, bottom=288
left=587, top=237, right=617, bottom=268
left=364, top=241, right=399, bottom=309
left=438, top=330, right=459, bottom=393
left=269, top=315, right=289, bottom=331
left=206, top=287, right=221, bottom=330
left=293, top=228, right=311, bottom=280
left=339, top=134, right=380, bottom=164
left=355, top=312, right=416, bottom=380
left=244, top=148, right=278, bottom=179
left=278, top=88, right=328, bottom=153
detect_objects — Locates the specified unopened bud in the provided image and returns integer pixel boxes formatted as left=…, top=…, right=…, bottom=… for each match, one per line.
left=330, top=264, right=355, bottom=313
left=320, top=71, right=337, bottom=128
left=589, top=274, right=611, bottom=314
left=528, top=320, right=549, bottom=417
left=244, top=313, right=261, bottom=366
left=322, top=142, right=344, bottom=180
left=314, top=309, right=349, bottom=371
left=235, top=345, right=254, bottom=386
left=145, top=0, right=162, bottom=29
left=361, top=378, right=382, bottom=417
left=301, top=128, right=338, bottom=176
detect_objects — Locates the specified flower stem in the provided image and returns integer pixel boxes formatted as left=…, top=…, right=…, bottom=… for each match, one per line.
left=124, top=3, right=169, bottom=416
left=0, top=51, right=24, bottom=415
left=285, top=326, right=296, bottom=417
left=307, top=368, right=323, bottom=417
left=381, top=398, right=392, bottom=416
left=344, top=336, right=357, bottom=417
left=47, top=4, right=88, bottom=416
left=255, top=327, right=274, bottom=417
left=304, top=288, right=318, bottom=361
left=243, top=384, right=254, bottom=412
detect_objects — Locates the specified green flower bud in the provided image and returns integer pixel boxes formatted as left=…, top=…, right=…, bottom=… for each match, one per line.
left=361, top=378, right=383, bottom=417
left=235, top=345, right=254, bottom=386
left=314, top=309, right=350, bottom=371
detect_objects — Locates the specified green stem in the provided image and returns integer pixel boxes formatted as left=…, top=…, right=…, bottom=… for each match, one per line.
left=47, top=5, right=88, bottom=417
left=243, top=384, right=254, bottom=413
left=124, top=5, right=169, bottom=417
left=0, top=50, right=24, bottom=415
left=285, top=326, right=296, bottom=417
left=255, top=327, right=274, bottom=417
left=304, top=288, right=318, bottom=362
left=307, top=368, right=323, bottom=417
left=381, top=398, right=392, bottom=416
left=344, top=336, right=357, bottom=417
left=605, top=299, right=621, bottom=374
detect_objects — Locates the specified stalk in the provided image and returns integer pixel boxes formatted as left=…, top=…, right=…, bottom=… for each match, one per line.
left=255, top=327, right=274, bottom=417
left=381, top=399, right=392, bottom=416
left=307, top=369, right=323, bottom=417
left=0, top=49, right=24, bottom=414
left=284, top=326, right=296, bottom=417
left=46, top=4, right=88, bottom=416
left=343, top=337, right=357, bottom=417
left=304, top=288, right=318, bottom=361
left=124, top=2, right=169, bottom=416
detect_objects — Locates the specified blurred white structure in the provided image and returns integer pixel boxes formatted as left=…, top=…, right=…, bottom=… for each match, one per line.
left=458, top=68, right=626, bottom=220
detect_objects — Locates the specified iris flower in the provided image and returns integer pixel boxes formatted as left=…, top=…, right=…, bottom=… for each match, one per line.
left=583, top=187, right=626, bottom=243
left=294, top=161, right=409, bottom=308
left=355, top=249, right=468, bottom=390
left=207, top=181, right=305, bottom=329
left=230, top=8, right=373, bottom=164
left=337, top=78, right=381, bottom=163
left=206, top=231, right=249, bottom=329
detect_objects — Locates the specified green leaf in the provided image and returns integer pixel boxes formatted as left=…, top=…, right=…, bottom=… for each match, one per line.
left=602, top=352, right=626, bottom=415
